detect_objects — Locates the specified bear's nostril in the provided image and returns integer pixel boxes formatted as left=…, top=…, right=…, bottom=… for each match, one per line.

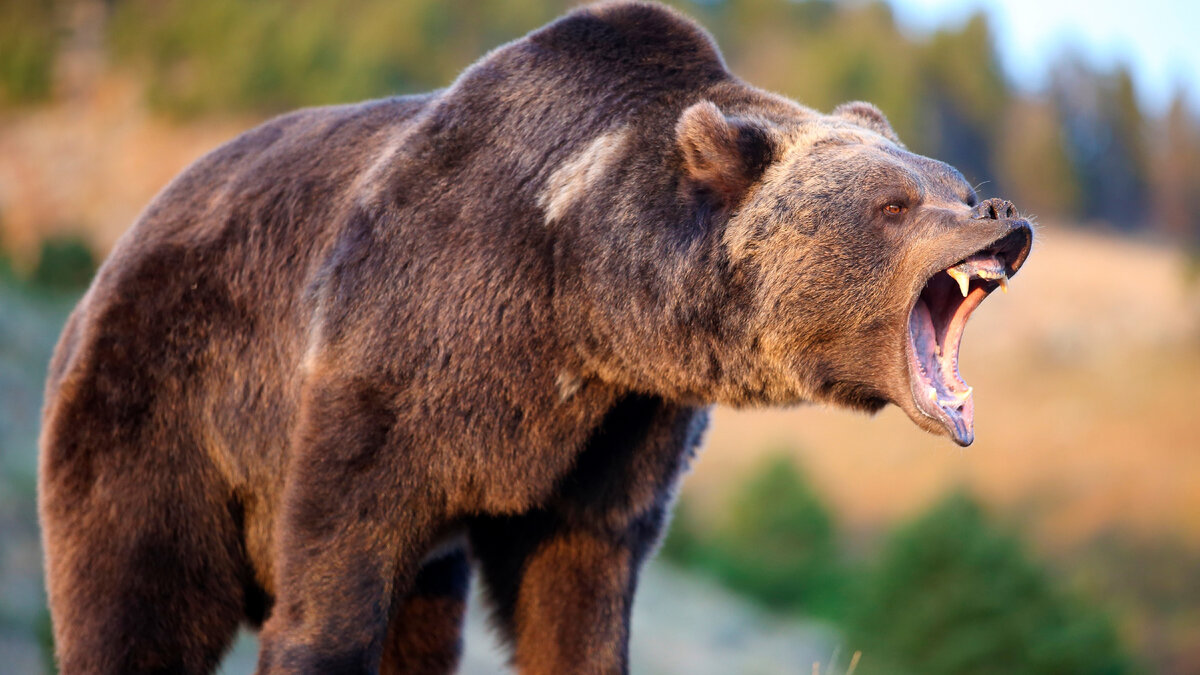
left=971, top=197, right=1017, bottom=221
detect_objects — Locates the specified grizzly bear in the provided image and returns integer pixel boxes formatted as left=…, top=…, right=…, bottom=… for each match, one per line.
left=38, top=2, right=1033, bottom=673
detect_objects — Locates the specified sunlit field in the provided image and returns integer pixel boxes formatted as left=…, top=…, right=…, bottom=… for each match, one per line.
left=693, top=227, right=1200, bottom=545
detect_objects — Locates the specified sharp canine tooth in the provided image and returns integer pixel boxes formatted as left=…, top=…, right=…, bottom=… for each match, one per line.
left=947, top=267, right=970, bottom=297
left=998, top=273, right=1009, bottom=294
left=927, top=385, right=938, bottom=403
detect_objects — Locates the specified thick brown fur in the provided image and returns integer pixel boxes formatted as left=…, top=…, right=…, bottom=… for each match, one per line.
left=38, top=2, right=1032, bottom=674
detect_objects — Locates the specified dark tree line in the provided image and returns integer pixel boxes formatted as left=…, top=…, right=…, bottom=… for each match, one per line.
left=4, top=0, right=1199, bottom=245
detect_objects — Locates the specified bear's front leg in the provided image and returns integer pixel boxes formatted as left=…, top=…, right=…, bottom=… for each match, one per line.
left=471, top=513, right=657, bottom=675
left=471, top=396, right=707, bottom=675
left=256, top=377, right=440, bottom=674
left=379, top=548, right=471, bottom=675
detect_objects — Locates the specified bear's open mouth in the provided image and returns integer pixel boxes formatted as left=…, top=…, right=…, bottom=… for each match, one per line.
left=905, top=229, right=1029, bottom=446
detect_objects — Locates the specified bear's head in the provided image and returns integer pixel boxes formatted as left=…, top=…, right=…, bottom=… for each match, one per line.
left=673, top=99, right=1033, bottom=446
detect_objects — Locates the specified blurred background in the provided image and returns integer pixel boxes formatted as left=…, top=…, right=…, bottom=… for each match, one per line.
left=1, top=0, right=1198, bottom=673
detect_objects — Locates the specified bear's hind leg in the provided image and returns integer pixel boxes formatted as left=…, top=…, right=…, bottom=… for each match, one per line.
left=41, top=470, right=247, bottom=675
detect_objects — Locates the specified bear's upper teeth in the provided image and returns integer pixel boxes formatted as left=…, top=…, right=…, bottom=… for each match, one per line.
left=945, top=257, right=1009, bottom=297
left=946, top=267, right=971, bottom=297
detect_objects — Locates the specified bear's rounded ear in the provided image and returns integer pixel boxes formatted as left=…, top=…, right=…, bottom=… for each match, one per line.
left=833, top=101, right=902, bottom=145
left=676, top=101, right=777, bottom=207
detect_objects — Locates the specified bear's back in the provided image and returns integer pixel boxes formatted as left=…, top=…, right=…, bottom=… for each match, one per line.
left=40, top=93, right=437, bottom=483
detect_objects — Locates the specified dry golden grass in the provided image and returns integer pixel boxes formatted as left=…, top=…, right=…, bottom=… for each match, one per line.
left=0, top=72, right=249, bottom=265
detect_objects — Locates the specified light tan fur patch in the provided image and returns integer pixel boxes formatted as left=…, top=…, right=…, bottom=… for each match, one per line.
left=538, top=128, right=630, bottom=223
left=556, top=371, right=582, bottom=401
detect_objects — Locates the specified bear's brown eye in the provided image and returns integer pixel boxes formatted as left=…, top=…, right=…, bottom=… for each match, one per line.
left=883, top=202, right=905, bottom=216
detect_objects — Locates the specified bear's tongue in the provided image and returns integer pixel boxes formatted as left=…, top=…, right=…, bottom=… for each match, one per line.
left=907, top=254, right=1009, bottom=446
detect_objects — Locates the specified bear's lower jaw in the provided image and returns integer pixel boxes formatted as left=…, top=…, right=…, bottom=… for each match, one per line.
left=904, top=251, right=1012, bottom=447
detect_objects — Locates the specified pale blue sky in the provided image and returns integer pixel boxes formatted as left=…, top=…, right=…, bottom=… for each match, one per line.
left=887, top=0, right=1199, bottom=114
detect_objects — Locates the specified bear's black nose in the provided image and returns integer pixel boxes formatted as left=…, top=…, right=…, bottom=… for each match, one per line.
left=971, top=197, right=1016, bottom=220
